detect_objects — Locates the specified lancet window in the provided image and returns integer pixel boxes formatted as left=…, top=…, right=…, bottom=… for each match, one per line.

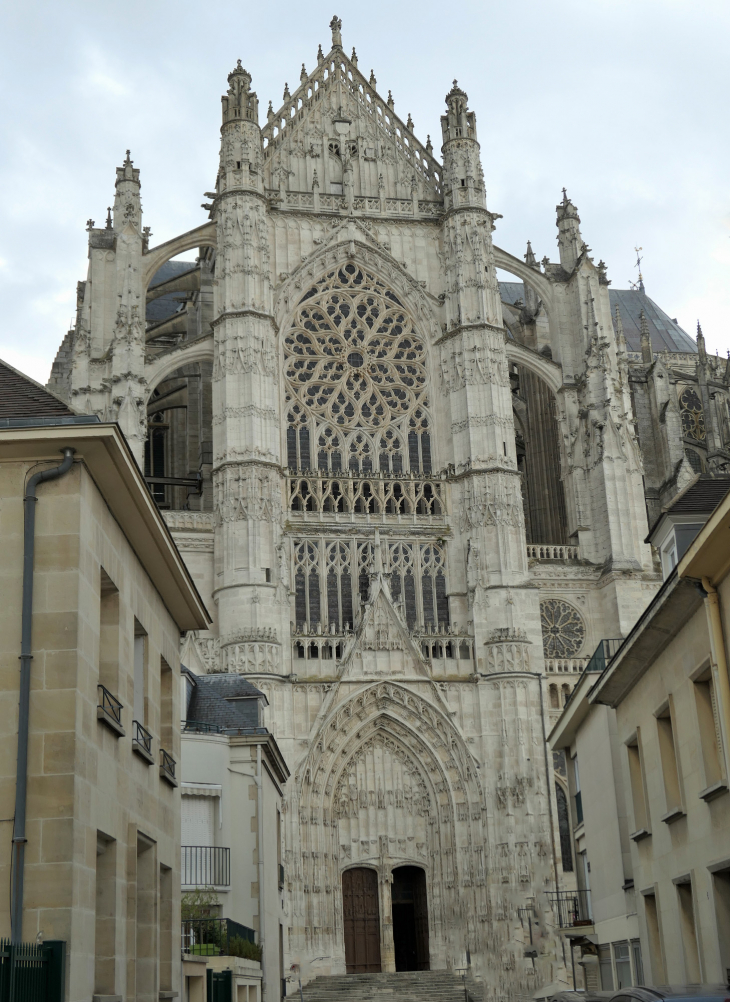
left=293, top=537, right=449, bottom=632
left=284, top=264, right=433, bottom=478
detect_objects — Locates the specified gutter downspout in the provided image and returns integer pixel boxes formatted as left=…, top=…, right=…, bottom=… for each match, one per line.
left=11, top=447, right=75, bottom=944
left=256, top=743, right=266, bottom=1001
left=701, top=577, right=730, bottom=778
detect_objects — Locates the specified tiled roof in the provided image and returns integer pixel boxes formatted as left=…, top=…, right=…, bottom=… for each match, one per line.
left=665, top=474, right=730, bottom=515
left=608, top=289, right=697, bottom=353
left=146, top=260, right=198, bottom=326
left=0, top=358, right=77, bottom=419
left=498, top=282, right=697, bottom=354
left=186, top=673, right=265, bottom=730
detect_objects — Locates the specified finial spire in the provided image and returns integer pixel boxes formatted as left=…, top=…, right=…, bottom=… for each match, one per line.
left=105, top=207, right=112, bottom=229
left=330, top=14, right=342, bottom=48
left=387, top=90, right=394, bottom=109
left=300, top=63, right=308, bottom=82
left=696, top=320, right=707, bottom=362
left=614, top=304, right=627, bottom=352
left=524, top=240, right=537, bottom=268
left=369, top=69, right=376, bottom=87
left=406, top=113, right=414, bottom=130
left=317, top=43, right=324, bottom=65
left=351, top=47, right=358, bottom=66
left=283, top=82, right=290, bottom=100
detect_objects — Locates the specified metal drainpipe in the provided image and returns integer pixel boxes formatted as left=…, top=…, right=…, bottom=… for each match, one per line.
left=11, top=447, right=75, bottom=944
left=256, top=743, right=266, bottom=1000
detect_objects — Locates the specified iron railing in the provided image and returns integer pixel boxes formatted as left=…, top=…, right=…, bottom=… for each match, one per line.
left=546, top=889, right=593, bottom=928
left=160, top=748, right=177, bottom=786
left=585, top=638, right=623, bottom=674
left=182, top=846, right=231, bottom=887
left=97, top=684, right=124, bottom=734
left=181, top=917, right=255, bottom=957
left=132, top=719, right=153, bottom=761
left=183, top=720, right=223, bottom=734
left=0, top=939, right=65, bottom=1002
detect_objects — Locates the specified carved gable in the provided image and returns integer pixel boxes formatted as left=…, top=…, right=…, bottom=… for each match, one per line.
left=262, top=45, right=443, bottom=202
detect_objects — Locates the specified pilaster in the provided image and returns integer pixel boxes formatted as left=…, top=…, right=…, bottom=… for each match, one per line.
left=211, top=64, right=288, bottom=674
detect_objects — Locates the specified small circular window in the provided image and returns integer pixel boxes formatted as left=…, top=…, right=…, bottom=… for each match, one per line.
left=347, top=350, right=364, bottom=369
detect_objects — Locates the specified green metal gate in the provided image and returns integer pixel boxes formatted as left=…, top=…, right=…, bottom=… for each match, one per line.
left=207, top=968, right=232, bottom=1002
left=0, top=940, right=65, bottom=1002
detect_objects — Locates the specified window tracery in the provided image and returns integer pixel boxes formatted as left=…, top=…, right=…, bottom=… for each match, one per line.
left=284, top=264, right=433, bottom=476
left=540, top=599, right=586, bottom=658
left=293, top=537, right=449, bottom=632
left=679, top=385, right=705, bottom=442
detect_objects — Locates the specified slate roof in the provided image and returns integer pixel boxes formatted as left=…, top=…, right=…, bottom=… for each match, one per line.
left=498, top=282, right=697, bottom=354
left=146, top=260, right=198, bottom=326
left=0, top=357, right=78, bottom=420
left=608, top=288, right=696, bottom=353
left=186, top=673, right=266, bottom=731
left=664, top=474, right=730, bottom=516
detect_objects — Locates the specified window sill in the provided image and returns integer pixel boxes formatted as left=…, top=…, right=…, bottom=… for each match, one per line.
left=660, top=806, right=686, bottom=825
left=97, top=705, right=125, bottom=737
left=699, top=779, right=728, bottom=802
left=160, top=764, right=178, bottom=788
left=93, top=996, right=123, bottom=1002
left=159, top=993, right=179, bottom=1000
left=630, top=827, right=651, bottom=842
left=132, top=740, right=154, bottom=765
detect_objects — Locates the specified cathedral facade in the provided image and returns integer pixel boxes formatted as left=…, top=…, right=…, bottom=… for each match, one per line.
left=50, top=16, right=730, bottom=997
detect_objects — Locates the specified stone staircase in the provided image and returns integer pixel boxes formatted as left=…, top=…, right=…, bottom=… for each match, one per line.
left=301, top=971, right=473, bottom=1002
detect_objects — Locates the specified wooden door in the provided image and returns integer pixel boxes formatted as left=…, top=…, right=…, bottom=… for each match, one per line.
left=342, top=867, right=382, bottom=973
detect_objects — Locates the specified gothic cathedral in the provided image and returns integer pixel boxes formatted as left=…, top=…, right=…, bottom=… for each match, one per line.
left=49, top=15, right=730, bottom=996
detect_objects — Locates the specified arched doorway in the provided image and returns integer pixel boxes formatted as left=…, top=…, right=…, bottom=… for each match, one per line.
left=391, top=866, right=429, bottom=971
left=342, top=868, right=381, bottom=974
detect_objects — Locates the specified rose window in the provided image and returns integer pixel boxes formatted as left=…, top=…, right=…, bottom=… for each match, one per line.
left=540, top=599, right=585, bottom=658
left=285, top=264, right=432, bottom=473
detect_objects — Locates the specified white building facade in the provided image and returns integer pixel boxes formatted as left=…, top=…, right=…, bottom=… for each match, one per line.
left=48, top=15, right=730, bottom=997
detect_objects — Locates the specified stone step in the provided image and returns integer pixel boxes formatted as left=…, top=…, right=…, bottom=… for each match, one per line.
left=301, top=971, right=470, bottom=1002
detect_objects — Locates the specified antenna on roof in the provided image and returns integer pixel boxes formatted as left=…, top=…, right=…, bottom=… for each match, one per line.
left=628, top=246, right=645, bottom=293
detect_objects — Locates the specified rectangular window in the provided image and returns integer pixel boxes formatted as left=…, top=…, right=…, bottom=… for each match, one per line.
left=160, top=658, right=173, bottom=754
left=642, top=891, right=665, bottom=983
left=676, top=877, right=701, bottom=982
left=694, top=669, right=725, bottom=790
left=656, top=701, right=683, bottom=816
left=159, top=864, right=173, bottom=993
left=598, top=944, right=614, bottom=990
left=136, top=835, right=157, bottom=997
left=134, top=620, right=147, bottom=726
left=627, top=731, right=650, bottom=834
left=573, top=755, right=583, bottom=825
left=711, top=865, right=730, bottom=983
left=613, top=940, right=631, bottom=988
left=99, top=569, right=119, bottom=693
left=94, top=833, right=117, bottom=996
left=631, top=938, right=644, bottom=986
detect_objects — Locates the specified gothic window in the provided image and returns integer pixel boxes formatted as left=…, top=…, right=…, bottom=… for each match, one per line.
left=679, top=386, right=705, bottom=441
left=284, top=264, right=432, bottom=475
left=684, top=448, right=703, bottom=474
left=293, top=537, right=449, bottom=632
left=540, top=599, right=586, bottom=659
left=555, top=784, right=574, bottom=872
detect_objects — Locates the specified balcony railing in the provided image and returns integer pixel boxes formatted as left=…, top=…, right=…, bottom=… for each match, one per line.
left=286, top=471, right=446, bottom=520
left=182, top=846, right=231, bottom=887
left=132, top=719, right=154, bottom=764
left=527, top=544, right=580, bottom=561
left=546, top=889, right=593, bottom=929
left=585, top=638, right=623, bottom=674
left=545, top=658, right=588, bottom=674
left=181, top=917, right=255, bottom=957
left=97, top=684, right=124, bottom=736
left=183, top=720, right=223, bottom=735
left=160, top=748, right=178, bottom=787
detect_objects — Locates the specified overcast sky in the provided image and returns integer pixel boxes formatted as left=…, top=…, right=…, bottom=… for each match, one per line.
left=1, top=0, right=728, bottom=383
